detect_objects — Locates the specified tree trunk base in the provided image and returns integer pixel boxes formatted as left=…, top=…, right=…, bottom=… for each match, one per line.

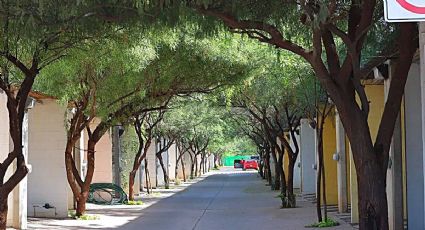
left=281, top=194, right=296, bottom=208
left=76, top=194, right=88, bottom=217
left=358, top=168, right=389, bottom=230
left=0, top=199, right=8, bottom=230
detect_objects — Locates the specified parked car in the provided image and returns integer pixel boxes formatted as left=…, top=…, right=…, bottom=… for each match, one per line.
left=234, top=159, right=243, bottom=168
left=243, top=160, right=259, bottom=170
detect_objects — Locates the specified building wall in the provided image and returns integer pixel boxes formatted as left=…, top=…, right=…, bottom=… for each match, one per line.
left=168, top=143, right=177, bottom=181
left=320, top=112, right=338, bottom=205
left=290, top=133, right=301, bottom=189
left=86, top=119, right=113, bottom=183
left=404, top=63, right=424, bottom=229
left=27, top=99, right=68, bottom=218
left=300, top=119, right=316, bottom=194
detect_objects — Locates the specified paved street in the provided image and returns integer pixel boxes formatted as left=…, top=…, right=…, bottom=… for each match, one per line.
left=27, top=167, right=355, bottom=230
left=116, top=167, right=354, bottom=230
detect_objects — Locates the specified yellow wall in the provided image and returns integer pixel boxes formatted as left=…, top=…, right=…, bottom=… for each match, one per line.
left=321, top=111, right=338, bottom=205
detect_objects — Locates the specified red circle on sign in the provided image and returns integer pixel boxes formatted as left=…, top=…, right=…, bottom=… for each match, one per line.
left=397, top=0, right=425, bottom=14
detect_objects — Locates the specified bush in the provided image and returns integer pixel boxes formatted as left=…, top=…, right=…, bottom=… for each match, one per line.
left=126, top=200, right=143, bottom=205
left=306, top=218, right=339, bottom=228
left=68, top=211, right=99, bottom=220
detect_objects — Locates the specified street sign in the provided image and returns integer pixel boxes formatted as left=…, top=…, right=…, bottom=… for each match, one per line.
left=385, top=0, right=425, bottom=22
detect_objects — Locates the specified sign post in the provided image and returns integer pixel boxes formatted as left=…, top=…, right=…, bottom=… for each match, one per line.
left=385, top=0, right=425, bottom=21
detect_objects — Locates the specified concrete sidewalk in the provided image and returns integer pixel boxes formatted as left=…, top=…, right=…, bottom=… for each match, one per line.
left=27, top=168, right=355, bottom=229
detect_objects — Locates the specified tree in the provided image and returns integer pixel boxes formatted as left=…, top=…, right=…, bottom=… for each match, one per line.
left=188, top=1, right=417, bottom=228
left=228, top=53, right=308, bottom=208
left=0, top=1, right=145, bottom=226
left=126, top=35, right=249, bottom=199
left=129, top=110, right=166, bottom=200
left=37, top=33, right=175, bottom=216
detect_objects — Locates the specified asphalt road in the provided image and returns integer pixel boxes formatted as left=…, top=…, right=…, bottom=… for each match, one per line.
left=117, top=167, right=354, bottom=230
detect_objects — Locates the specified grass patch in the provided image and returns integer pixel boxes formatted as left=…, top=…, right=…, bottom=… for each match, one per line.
left=126, top=200, right=143, bottom=205
left=68, top=210, right=99, bottom=220
left=175, top=178, right=181, bottom=185
left=306, top=218, right=339, bottom=228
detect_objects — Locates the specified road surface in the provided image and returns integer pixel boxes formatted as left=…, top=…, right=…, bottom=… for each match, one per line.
left=117, top=167, right=354, bottom=230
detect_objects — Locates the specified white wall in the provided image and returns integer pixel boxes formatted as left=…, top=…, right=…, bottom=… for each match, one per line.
left=27, top=99, right=68, bottom=218
left=405, top=62, right=424, bottom=229
left=300, top=119, right=316, bottom=194
left=168, top=143, right=177, bottom=181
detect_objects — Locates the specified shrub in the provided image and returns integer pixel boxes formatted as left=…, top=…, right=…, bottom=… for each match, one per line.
left=126, top=200, right=144, bottom=205
left=306, top=218, right=339, bottom=228
left=68, top=211, right=99, bottom=220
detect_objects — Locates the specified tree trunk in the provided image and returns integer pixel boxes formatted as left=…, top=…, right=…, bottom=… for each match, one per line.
left=321, top=156, right=327, bottom=220
left=128, top=171, right=136, bottom=201
left=316, top=125, right=324, bottom=222
left=336, top=100, right=390, bottom=229
left=198, top=155, right=203, bottom=176
left=214, top=154, right=218, bottom=169
left=144, top=159, right=151, bottom=194
left=0, top=199, right=8, bottom=230
left=357, top=161, right=388, bottom=230
left=181, top=159, right=187, bottom=182
left=201, top=155, right=205, bottom=174
left=277, top=151, right=288, bottom=208
left=270, top=147, right=280, bottom=190
left=175, top=152, right=184, bottom=180
left=286, top=160, right=296, bottom=208
left=157, top=155, right=169, bottom=189
left=202, top=154, right=206, bottom=174
left=265, top=151, right=272, bottom=185
left=258, top=160, right=264, bottom=178
left=190, top=162, right=195, bottom=179
left=76, top=192, right=88, bottom=217
left=74, top=139, right=97, bottom=216
left=194, top=157, right=199, bottom=177
left=128, top=139, right=145, bottom=201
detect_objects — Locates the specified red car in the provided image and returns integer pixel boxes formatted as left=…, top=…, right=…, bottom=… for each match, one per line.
left=243, top=160, right=258, bottom=170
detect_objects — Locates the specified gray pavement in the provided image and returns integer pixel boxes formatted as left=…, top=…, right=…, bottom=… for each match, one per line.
left=115, top=167, right=355, bottom=230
